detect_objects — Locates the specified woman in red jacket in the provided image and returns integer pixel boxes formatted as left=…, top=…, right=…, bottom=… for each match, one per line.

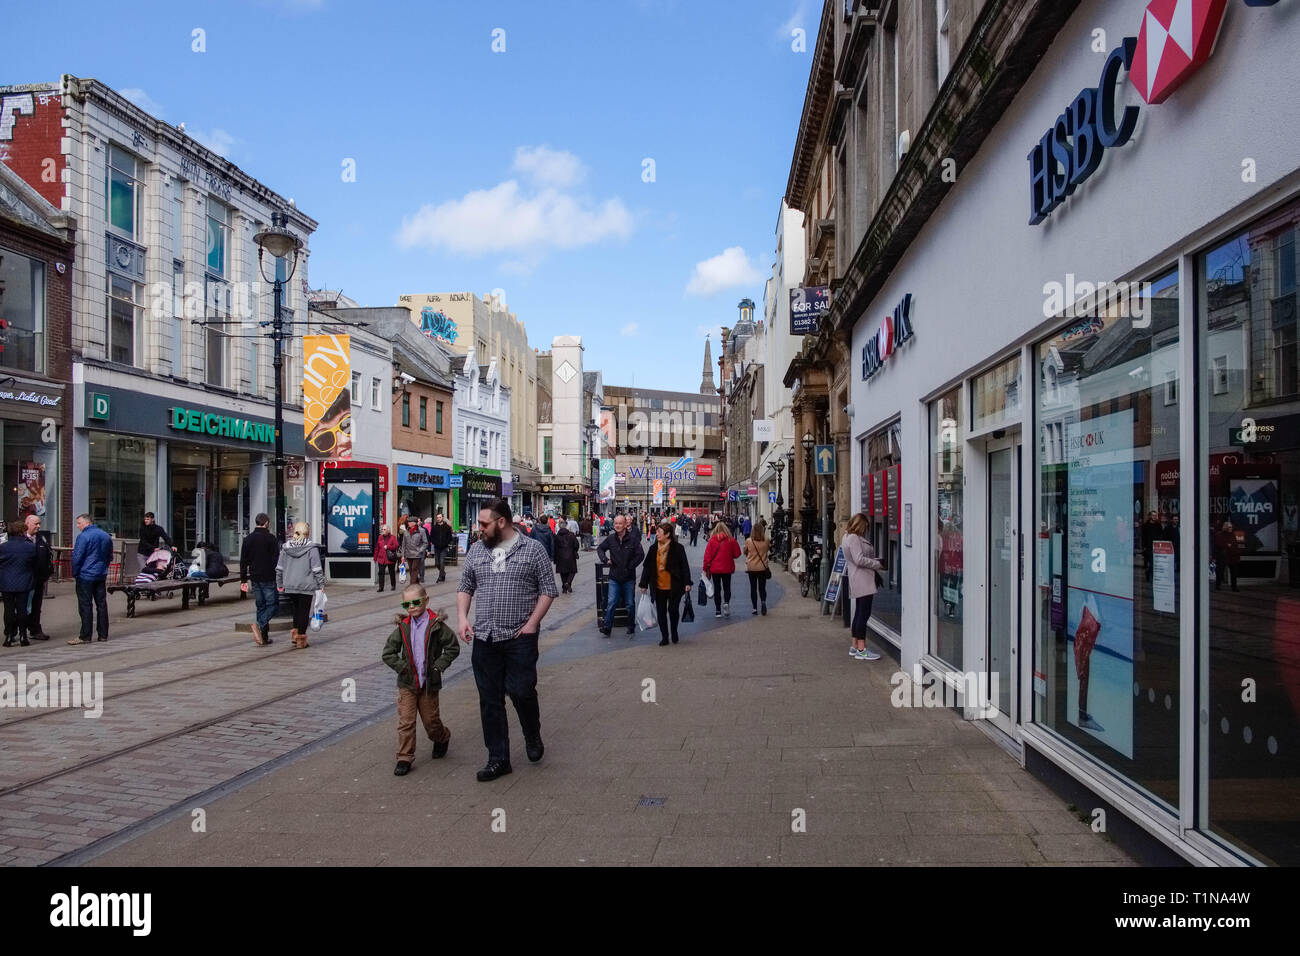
left=702, top=522, right=742, bottom=618
left=375, top=525, right=401, bottom=593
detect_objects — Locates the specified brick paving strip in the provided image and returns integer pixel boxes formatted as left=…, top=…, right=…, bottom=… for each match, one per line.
left=80, top=560, right=1135, bottom=867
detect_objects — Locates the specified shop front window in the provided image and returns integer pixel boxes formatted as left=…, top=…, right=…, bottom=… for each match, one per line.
left=1034, top=268, right=1181, bottom=807
left=859, top=421, right=902, bottom=638
left=930, top=388, right=964, bottom=668
left=0, top=248, right=46, bottom=373
left=1199, top=200, right=1300, bottom=865
left=88, top=433, right=156, bottom=539
left=2, top=421, right=58, bottom=537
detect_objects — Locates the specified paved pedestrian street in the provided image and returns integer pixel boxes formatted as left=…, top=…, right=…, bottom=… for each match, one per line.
left=0, top=540, right=1131, bottom=867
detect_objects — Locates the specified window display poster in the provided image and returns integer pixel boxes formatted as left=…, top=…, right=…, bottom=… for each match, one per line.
left=1064, top=410, right=1135, bottom=759
left=1151, top=540, right=1175, bottom=613
left=1228, top=476, right=1279, bottom=553
left=17, top=461, right=45, bottom=518
left=325, top=480, right=374, bottom=556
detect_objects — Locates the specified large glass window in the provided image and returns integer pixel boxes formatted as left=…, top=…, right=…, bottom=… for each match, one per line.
left=931, top=388, right=964, bottom=668
left=206, top=198, right=230, bottom=276
left=402, top=393, right=410, bottom=427
left=107, top=145, right=142, bottom=239
left=0, top=247, right=45, bottom=373
left=543, top=436, right=553, bottom=474
left=419, top=396, right=428, bottom=431
left=436, top=400, right=444, bottom=434
left=2, top=420, right=59, bottom=539
left=88, top=433, right=155, bottom=538
left=205, top=277, right=229, bottom=387
left=972, top=354, right=1022, bottom=432
left=1034, top=268, right=1181, bottom=807
left=1199, top=199, right=1300, bottom=865
left=107, top=274, right=143, bottom=366
left=859, top=420, right=902, bottom=637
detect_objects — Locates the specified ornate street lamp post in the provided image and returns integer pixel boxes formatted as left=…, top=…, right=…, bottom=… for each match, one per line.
left=772, top=457, right=785, bottom=559
left=800, top=432, right=816, bottom=559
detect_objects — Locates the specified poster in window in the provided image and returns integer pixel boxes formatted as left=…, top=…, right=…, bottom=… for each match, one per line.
left=325, top=480, right=373, bottom=556
left=17, top=461, right=45, bottom=518
left=890, top=465, right=902, bottom=535
left=1064, top=410, right=1135, bottom=759
left=1228, top=473, right=1279, bottom=553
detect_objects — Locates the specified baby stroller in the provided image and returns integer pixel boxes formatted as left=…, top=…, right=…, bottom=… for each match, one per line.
left=133, top=547, right=181, bottom=598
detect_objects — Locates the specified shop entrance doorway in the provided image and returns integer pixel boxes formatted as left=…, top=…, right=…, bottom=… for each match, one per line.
left=985, top=437, right=1020, bottom=735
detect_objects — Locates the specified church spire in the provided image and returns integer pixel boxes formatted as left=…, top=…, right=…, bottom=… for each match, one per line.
left=700, top=336, right=716, bottom=395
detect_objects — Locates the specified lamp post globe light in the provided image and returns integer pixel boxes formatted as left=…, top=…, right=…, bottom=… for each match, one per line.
left=773, top=456, right=785, bottom=558
left=253, top=211, right=303, bottom=543
left=644, top=452, right=653, bottom=526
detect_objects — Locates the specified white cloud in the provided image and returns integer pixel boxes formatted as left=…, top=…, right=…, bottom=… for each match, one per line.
left=513, top=146, right=585, bottom=188
left=398, top=177, right=632, bottom=257
left=188, top=127, right=238, bottom=158
left=620, top=322, right=639, bottom=337
left=685, top=247, right=761, bottom=297
left=779, top=0, right=813, bottom=42
left=120, top=88, right=164, bottom=118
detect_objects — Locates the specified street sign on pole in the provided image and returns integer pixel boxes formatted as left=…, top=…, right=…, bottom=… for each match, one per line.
left=814, top=445, right=836, bottom=475
left=728, top=490, right=738, bottom=502
left=768, top=491, right=777, bottom=503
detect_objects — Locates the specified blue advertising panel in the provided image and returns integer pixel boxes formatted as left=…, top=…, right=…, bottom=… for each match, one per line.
left=325, top=480, right=375, bottom=556
left=790, top=286, right=829, bottom=335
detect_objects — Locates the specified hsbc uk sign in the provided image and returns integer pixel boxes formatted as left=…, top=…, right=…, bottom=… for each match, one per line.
left=862, top=294, right=915, bottom=382
left=1028, top=0, right=1252, bottom=225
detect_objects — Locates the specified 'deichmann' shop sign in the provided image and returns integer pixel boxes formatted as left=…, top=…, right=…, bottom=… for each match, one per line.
left=169, top=406, right=274, bottom=444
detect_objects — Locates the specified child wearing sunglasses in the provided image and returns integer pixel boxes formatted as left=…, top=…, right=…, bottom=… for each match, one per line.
left=381, top=583, right=460, bottom=776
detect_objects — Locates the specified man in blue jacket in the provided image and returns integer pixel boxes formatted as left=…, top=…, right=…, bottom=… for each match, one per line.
left=68, top=513, right=114, bottom=645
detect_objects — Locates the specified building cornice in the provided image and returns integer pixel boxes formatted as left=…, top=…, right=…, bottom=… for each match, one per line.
left=784, top=0, right=837, bottom=210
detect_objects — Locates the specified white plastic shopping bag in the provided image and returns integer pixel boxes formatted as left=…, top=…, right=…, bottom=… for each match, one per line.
left=636, top=593, right=658, bottom=632
left=310, top=589, right=327, bottom=631
left=703, top=574, right=714, bottom=599
left=398, top=561, right=409, bottom=585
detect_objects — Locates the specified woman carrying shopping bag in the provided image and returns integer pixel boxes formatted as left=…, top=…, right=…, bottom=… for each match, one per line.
left=275, top=521, right=326, bottom=648
left=701, top=521, right=741, bottom=618
left=638, top=521, right=692, bottom=646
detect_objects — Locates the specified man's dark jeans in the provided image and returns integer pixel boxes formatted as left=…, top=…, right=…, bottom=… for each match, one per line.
left=251, top=581, right=278, bottom=631
left=76, top=577, right=109, bottom=640
left=603, top=578, right=636, bottom=632
left=471, top=633, right=540, bottom=763
left=433, top=546, right=447, bottom=579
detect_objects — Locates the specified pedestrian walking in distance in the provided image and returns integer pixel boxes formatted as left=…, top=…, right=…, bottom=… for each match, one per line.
left=744, top=521, right=772, bottom=616
left=375, top=524, right=400, bottom=592
left=702, top=520, right=741, bottom=618
left=597, top=513, right=644, bottom=637
left=275, top=522, right=325, bottom=649
left=383, top=583, right=459, bottom=776
left=239, top=512, right=280, bottom=646
left=24, top=514, right=53, bottom=641
left=430, top=513, right=453, bottom=583
left=638, top=521, right=692, bottom=646
left=1, top=522, right=37, bottom=647
left=68, top=514, right=113, bottom=645
left=553, top=522, right=579, bottom=593
left=456, top=498, right=557, bottom=782
left=843, top=513, right=885, bottom=661
left=400, top=516, right=429, bottom=584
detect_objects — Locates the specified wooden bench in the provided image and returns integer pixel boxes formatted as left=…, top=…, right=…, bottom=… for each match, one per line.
left=107, top=577, right=245, bottom=618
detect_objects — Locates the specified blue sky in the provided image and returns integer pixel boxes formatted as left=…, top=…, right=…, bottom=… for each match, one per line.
left=6, top=0, right=815, bottom=392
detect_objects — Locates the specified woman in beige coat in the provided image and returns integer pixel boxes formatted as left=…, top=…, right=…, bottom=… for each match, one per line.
left=841, top=513, right=885, bottom=661
left=743, top=523, right=772, bottom=616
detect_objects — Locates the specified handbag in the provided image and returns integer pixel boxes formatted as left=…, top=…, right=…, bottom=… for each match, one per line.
left=386, top=545, right=398, bottom=563
left=875, top=570, right=885, bottom=589
left=682, top=593, right=695, bottom=623
left=697, top=580, right=706, bottom=605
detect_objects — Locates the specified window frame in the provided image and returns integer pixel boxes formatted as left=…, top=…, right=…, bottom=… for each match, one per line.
left=206, top=197, right=231, bottom=278
left=401, top=392, right=410, bottom=428
left=106, top=273, right=144, bottom=368
left=0, top=246, right=47, bottom=374
left=419, top=396, right=428, bottom=431
left=107, top=144, right=143, bottom=240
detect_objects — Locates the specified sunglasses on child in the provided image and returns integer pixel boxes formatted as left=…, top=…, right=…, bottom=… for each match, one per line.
left=400, top=599, right=424, bottom=609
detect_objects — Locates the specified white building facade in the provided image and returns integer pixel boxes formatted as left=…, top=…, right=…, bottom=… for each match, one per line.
left=450, top=347, right=510, bottom=529
left=760, top=200, right=806, bottom=527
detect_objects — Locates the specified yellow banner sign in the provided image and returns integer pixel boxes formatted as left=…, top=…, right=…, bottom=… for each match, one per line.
left=303, top=334, right=352, bottom=460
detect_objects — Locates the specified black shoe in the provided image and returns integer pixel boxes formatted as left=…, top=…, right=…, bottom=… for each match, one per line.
left=30, top=632, right=50, bottom=642
left=627, top=628, right=636, bottom=638
left=598, top=626, right=610, bottom=637
left=671, top=635, right=679, bottom=644
left=525, top=737, right=544, bottom=763
left=394, top=761, right=412, bottom=776
left=2, top=638, right=13, bottom=648
left=19, top=636, right=31, bottom=647
left=476, top=760, right=513, bottom=782
left=96, top=636, right=107, bottom=642
left=761, top=603, right=766, bottom=616
left=263, top=636, right=274, bottom=644
left=659, top=638, right=670, bottom=646
left=432, top=737, right=449, bottom=759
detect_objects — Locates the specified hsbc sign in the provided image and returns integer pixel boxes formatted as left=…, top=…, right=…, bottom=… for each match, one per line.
left=862, top=294, right=915, bottom=381
left=1028, top=0, right=1258, bottom=225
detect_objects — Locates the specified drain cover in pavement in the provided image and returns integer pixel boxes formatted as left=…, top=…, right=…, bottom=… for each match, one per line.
left=638, top=796, right=667, bottom=808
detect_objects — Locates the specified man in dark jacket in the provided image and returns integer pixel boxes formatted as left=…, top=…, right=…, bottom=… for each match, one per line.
left=429, top=513, right=454, bottom=583
left=136, top=512, right=172, bottom=570
left=579, top=515, right=593, bottom=551
left=24, top=514, right=53, bottom=641
left=527, top=518, right=555, bottom=560
left=240, top=513, right=280, bottom=647
left=597, top=514, right=644, bottom=637
left=69, top=514, right=113, bottom=644
left=1, top=521, right=37, bottom=647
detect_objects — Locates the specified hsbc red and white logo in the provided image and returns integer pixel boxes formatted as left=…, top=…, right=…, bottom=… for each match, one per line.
left=1130, top=0, right=1229, bottom=104
left=862, top=293, right=915, bottom=381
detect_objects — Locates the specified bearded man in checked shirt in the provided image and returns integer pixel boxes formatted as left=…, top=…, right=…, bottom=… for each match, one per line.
left=457, top=497, right=558, bottom=782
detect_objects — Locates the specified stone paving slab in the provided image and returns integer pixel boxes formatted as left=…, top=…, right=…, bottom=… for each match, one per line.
left=82, top=559, right=1135, bottom=867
